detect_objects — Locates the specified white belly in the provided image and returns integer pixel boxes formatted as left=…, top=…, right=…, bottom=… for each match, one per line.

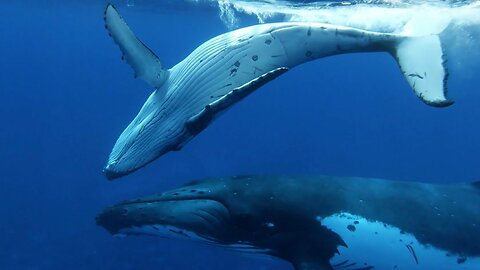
left=320, top=213, right=479, bottom=270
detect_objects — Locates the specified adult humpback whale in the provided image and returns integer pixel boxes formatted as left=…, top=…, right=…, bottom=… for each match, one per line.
left=97, top=175, right=480, bottom=270
left=103, top=4, right=452, bottom=179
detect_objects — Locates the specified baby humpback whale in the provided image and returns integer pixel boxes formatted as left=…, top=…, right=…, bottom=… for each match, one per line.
left=103, top=4, right=452, bottom=179
left=97, top=175, right=480, bottom=270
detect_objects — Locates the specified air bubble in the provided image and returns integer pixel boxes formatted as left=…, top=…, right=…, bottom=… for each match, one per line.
left=263, top=222, right=275, bottom=228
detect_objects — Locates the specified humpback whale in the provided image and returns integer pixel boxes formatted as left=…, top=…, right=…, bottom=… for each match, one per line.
left=103, top=4, right=452, bottom=179
left=97, top=175, right=480, bottom=270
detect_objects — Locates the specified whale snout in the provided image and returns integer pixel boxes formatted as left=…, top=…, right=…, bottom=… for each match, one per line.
left=104, top=89, right=191, bottom=180
left=104, top=144, right=160, bottom=180
left=96, top=194, right=231, bottom=240
left=103, top=155, right=145, bottom=180
left=103, top=163, right=125, bottom=180
left=104, top=124, right=163, bottom=180
left=103, top=136, right=180, bottom=180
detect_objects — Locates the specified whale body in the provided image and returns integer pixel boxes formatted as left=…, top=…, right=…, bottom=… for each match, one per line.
left=103, top=4, right=452, bottom=179
left=97, top=175, right=480, bottom=270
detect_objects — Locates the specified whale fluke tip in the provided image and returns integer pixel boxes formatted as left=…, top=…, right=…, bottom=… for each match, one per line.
left=395, top=35, right=452, bottom=107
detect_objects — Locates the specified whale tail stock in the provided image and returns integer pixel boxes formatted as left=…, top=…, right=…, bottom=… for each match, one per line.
left=392, top=16, right=453, bottom=107
left=104, top=2, right=454, bottom=108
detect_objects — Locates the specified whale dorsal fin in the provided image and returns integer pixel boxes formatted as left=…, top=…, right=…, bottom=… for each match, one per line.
left=104, top=4, right=168, bottom=89
left=186, top=67, right=288, bottom=135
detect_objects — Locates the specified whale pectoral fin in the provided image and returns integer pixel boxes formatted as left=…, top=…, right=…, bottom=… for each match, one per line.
left=186, top=67, right=289, bottom=135
left=104, top=4, right=168, bottom=88
left=394, top=36, right=453, bottom=107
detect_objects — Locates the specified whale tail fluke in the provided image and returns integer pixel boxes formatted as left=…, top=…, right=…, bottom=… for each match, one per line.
left=392, top=16, right=453, bottom=107
left=393, top=35, right=452, bottom=107
left=104, top=4, right=168, bottom=89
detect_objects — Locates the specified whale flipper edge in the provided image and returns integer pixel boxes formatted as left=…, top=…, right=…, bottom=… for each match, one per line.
left=186, top=67, right=288, bottom=135
left=104, top=4, right=168, bottom=88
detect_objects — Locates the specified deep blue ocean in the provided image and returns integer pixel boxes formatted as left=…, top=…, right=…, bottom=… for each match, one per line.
left=1, top=0, right=479, bottom=269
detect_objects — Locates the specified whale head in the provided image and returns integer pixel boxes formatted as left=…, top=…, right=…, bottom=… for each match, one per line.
left=96, top=176, right=289, bottom=256
left=103, top=89, right=191, bottom=180
left=96, top=184, right=234, bottom=243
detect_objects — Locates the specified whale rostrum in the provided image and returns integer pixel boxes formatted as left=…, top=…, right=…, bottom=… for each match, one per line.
left=103, top=4, right=452, bottom=179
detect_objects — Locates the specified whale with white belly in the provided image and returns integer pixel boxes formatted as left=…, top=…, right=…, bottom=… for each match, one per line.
left=97, top=175, right=480, bottom=270
left=103, top=4, right=452, bottom=179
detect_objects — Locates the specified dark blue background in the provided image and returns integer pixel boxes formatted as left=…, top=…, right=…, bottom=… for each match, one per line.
left=0, top=1, right=479, bottom=269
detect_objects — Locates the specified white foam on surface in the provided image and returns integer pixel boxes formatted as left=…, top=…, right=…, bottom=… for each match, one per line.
left=188, top=0, right=480, bottom=32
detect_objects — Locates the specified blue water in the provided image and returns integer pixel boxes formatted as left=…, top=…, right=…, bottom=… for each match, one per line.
left=0, top=1, right=479, bottom=269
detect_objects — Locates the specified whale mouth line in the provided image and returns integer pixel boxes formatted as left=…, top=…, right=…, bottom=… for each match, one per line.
left=116, top=197, right=226, bottom=208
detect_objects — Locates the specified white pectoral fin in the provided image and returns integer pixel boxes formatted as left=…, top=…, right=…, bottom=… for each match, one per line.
left=104, top=4, right=168, bottom=88
left=394, top=35, right=453, bottom=107
left=186, top=67, right=289, bottom=135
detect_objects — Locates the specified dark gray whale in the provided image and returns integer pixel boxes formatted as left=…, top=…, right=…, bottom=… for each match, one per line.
left=102, top=4, right=452, bottom=179
left=97, top=175, right=480, bottom=270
